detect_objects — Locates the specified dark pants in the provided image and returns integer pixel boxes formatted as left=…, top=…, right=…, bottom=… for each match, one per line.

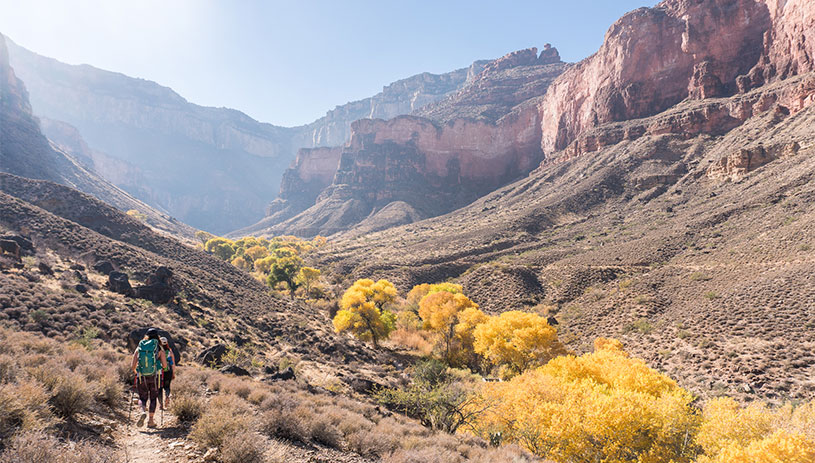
left=161, top=370, right=173, bottom=402
left=137, top=374, right=161, bottom=413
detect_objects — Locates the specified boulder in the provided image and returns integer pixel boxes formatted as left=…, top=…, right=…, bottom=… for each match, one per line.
left=92, top=261, right=115, bottom=275
left=0, top=233, right=33, bottom=252
left=127, top=327, right=183, bottom=365
left=268, top=366, right=295, bottom=382
left=219, top=365, right=251, bottom=377
left=346, top=377, right=384, bottom=394
left=37, top=262, right=54, bottom=275
left=0, top=239, right=21, bottom=260
left=196, top=344, right=228, bottom=367
left=69, top=263, right=85, bottom=271
left=108, top=271, right=132, bottom=295
left=132, top=266, right=176, bottom=304
left=74, top=284, right=89, bottom=294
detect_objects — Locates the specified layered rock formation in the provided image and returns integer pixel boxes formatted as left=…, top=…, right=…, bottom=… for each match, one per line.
left=299, top=60, right=489, bottom=148
left=537, top=0, right=772, bottom=154
left=241, top=47, right=567, bottom=237
left=0, top=34, right=194, bottom=238
left=7, top=40, right=486, bottom=233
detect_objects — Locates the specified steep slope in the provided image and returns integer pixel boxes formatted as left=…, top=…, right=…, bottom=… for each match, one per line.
left=240, top=47, right=568, bottom=237
left=315, top=0, right=815, bottom=402
left=0, top=34, right=194, bottom=239
left=0, top=173, right=389, bottom=381
left=7, top=40, right=486, bottom=233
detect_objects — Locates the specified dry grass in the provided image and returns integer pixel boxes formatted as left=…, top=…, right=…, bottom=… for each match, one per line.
left=387, top=328, right=435, bottom=356
left=0, top=432, right=117, bottom=463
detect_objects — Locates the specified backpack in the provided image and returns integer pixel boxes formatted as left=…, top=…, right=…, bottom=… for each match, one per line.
left=137, top=338, right=159, bottom=376
left=163, top=349, right=173, bottom=372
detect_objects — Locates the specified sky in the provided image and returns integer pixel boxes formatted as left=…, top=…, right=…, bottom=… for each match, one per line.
left=0, top=0, right=658, bottom=127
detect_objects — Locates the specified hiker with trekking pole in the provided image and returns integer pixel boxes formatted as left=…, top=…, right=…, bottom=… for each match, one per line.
left=130, top=328, right=168, bottom=428
left=159, top=336, right=176, bottom=411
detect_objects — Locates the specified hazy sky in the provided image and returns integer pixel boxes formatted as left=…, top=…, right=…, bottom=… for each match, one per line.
left=0, top=1, right=658, bottom=127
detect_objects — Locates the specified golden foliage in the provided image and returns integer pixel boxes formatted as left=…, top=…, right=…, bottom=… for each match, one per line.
left=474, top=340, right=699, bottom=462
left=695, top=397, right=815, bottom=462
left=473, top=311, right=563, bottom=375
left=407, top=283, right=463, bottom=307
left=418, top=292, right=484, bottom=365
left=333, top=279, right=398, bottom=347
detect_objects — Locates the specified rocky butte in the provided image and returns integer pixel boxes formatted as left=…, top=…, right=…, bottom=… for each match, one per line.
left=238, top=46, right=568, bottom=237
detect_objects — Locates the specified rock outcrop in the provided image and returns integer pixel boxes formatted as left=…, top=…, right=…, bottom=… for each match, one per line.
left=256, top=106, right=547, bottom=236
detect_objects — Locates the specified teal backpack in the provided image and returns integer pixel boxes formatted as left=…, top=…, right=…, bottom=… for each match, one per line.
left=137, top=338, right=159, bottom=376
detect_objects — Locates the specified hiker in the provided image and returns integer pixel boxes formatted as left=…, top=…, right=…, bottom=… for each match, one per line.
left=130, top=328, right=168, bottom=427
left=159, top=336, right=176, bottom=410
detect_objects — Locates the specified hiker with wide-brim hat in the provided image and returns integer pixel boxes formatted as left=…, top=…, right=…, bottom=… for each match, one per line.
left=159, top=336, right=176, bottom=410
left=130, top=328, right=168, bottom=427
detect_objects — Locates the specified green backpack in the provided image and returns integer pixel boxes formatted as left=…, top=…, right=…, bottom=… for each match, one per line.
left=137, top=338, right=159, bottom=376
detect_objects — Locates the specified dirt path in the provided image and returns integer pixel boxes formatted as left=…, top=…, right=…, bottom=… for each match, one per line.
left=119, top=397, right=194, bottom=463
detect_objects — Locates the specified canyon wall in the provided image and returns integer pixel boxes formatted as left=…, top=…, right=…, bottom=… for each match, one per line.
left=243, top=48, right=567, bottom=237
left=538, top=0, right=772, bottom=154
left=6, top=40, right=485, bottom=233
left=0, top=34, right=194, bottom=237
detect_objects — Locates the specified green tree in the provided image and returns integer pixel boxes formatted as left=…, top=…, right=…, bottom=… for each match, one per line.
left=266, top=254, right=303, bottom=296
left=375, top=359, right=485, bottom=433
left=204, top=237, right=235, bottom=261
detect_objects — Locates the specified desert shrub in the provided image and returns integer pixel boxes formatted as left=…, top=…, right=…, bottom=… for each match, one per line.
left=171, top=373, right=205, bottom=398
left=345, top=427, right=397, bottom=457
left=219, top=432, right=268, bottom=463
left=383, top=446, right=464, bottom=463
left=388, top=328, right=434, bottom=356
left=221, top=376, right=253, bottom=399
left=0, top=355, right=15, bottom=383
left=247, top=388, right=268, bottom=405
left=0, top=431, right=116, bottom=463
left=49, top=372, right=93, bottom=419
left=94, top=375, right=121, bottom=409
left=260, top=405, right=312, bottom=443
left=190, top=403, right=253, bottom=448
left=473, top=339, right=699, bottom=462
left=308, top=414, right=342, bottom=448
left=376, top=359, right=483, bottom=433
left=171, top=394, right=205, bottom=423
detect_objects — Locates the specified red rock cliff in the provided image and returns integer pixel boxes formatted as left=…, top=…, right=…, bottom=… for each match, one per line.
left=538, top=0, right=772, bottom=153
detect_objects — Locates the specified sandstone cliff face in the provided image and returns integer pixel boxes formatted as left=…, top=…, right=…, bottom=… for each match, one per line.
left=255, top=105, right=547, bottom=237
left=538, top=0, right=772, bottom=154
left=299, top=62, right=488, bottom=148
left=750, top=0, right=815, bottom=84
left=244, top=48, right=567, bottom=237
left=417, top=47, right=566, bottom=123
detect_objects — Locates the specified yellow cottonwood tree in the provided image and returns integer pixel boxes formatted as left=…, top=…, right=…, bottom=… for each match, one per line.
left=473, top=310, right=563, bottom=375
left=407, top=282, right=463, bottom=307
left=333, top=279, right=397, bottom=347
left=695, top=397, right=815, bottom=463
left=418, top=291, right=483, bottom=364
left=473, top=340, right=699, bottom=463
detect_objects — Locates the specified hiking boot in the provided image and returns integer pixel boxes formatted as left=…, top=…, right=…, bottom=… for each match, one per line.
left=136, top=412, right=146, bottom=427
left=147, top=420, right=157, bottom=428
